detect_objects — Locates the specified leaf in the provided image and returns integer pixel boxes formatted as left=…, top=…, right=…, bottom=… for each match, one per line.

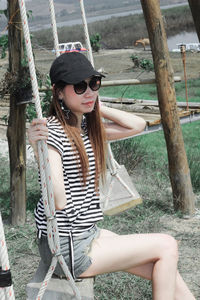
left=0, top=9, right=8, bottom=18
left=27, top=10, right=33, bottom=20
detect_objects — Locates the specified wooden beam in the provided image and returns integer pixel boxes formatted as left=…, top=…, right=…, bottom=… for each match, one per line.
left=7, top=0, right=26, bottom=225
left=101, top=76, right=181, bottom=87
left=38, top=76, right=181, bottom=92
left=100, top=97, right=200, bottom=108
left=140, top=0, right=195, bottom=214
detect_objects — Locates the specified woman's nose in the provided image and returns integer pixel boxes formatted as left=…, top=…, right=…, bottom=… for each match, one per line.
left=84, top=85, right=94, bottom=96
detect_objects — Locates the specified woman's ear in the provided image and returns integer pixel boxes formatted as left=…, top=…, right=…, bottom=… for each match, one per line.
left=58, top=90, right=64, bottom=100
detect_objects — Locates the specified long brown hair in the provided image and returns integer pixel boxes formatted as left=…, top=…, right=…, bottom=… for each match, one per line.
left=49, top=81, right=107, bottom=190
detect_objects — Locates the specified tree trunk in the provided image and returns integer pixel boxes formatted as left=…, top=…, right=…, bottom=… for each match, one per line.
left=7, top=0, right=26, bottom=225
left=140, top=0, right=195, bottom=214
left=188, top=0, right=200, bottom=42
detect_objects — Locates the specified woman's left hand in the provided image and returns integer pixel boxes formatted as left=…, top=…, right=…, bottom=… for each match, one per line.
left=27, top=118, right=49, bottom=160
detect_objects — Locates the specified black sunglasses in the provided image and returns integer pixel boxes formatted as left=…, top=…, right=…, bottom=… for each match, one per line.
left=73, top=76, right=101, bottom=95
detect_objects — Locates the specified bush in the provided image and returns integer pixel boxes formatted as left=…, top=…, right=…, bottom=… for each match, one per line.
left=130, top=55, right=154, bottom=71
left=111, top=138, right=146, bottom=172
left=0, top=35, right=8, bottom=59
left=26, top=75, right=52, bottom=121
left=90, top=33, right=101, bottom=52
left=139, top=58, right=154, bottom=71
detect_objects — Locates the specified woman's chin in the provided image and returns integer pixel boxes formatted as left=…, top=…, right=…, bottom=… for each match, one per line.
left=82, top=104, right=95, bottom=113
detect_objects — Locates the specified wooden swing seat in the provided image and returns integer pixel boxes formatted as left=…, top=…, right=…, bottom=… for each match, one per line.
left=26, top=260, right=94, bottom=300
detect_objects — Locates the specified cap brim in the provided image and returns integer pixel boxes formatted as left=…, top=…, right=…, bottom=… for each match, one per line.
left=62, top=69, right=105, bottom=84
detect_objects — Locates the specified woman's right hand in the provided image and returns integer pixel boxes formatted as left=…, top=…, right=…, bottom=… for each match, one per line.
left=27, top=118, right=49, bottom=160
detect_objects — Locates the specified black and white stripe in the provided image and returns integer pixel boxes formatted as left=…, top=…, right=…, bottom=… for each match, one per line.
left=34, top=117, right=103, bottom=237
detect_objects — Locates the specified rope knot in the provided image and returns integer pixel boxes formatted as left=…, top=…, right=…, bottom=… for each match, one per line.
left=46, top=214, right=56, bottom=221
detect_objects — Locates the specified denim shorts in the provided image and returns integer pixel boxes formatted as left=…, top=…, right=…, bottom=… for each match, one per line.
left=38, top=225, right=100, bottom=279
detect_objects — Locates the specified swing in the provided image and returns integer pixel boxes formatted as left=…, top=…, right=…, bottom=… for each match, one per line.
left=79, top=0, right=142, bottom=215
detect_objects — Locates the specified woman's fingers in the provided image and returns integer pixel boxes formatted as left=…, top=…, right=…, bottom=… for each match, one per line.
left=31, top=118, right=47, bottom=126
left=27, top=118, right=49, bottom=161
left=29, top=125, right=48, bottom=136
left=28, top=133, right=48, bottom=143
left=27, top=118, right=48, bottom=144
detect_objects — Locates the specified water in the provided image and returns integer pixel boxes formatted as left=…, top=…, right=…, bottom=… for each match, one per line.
left=167, top=31, right=199, bottom=51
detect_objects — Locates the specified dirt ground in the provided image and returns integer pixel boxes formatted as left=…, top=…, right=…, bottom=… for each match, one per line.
left=1, top=48, right=200, bottom=299
left=4, top=185, right=200, bottom=300
left=36, top=47, right=200, bottom=81
left=159, top=212, right=200, bottom=298
left=1, top=47, right=200, bottom=82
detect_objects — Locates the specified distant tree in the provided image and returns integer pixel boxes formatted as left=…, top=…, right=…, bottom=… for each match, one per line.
left=0, top=9, right=8, bottom=58
left=0, top=35, right=8, bottom=58
left=188, top=0, right=200, bottom=42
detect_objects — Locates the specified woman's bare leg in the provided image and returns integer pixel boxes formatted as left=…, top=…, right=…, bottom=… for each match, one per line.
left=174, top=272, right=195, bottom=300
left=80, top=229, right=195, bottom=300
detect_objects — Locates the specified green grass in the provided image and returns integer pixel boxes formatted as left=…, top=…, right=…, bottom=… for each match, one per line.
left=4, top=212, right=39, bottom=300
left=0, top=120, right=199, bottom=221
left=26, top=162, right=40, bottom=211
left=0, top=157, right=10, bottom=217
left=175, top=78, right=200, bottom=102
left=100, top=78, right=200, bottom=102
left=100, top=83, right=157, bottom=101
left=111, top=120, right=200, bottom=193
left=0, top=159, right=40, bottom=218
left=181, top=121, right=200, bottom=190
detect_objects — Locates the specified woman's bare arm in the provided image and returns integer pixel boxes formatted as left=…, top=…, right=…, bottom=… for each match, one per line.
left=27, top=119, right=66, bottom=210
left=100, top=105, right=146, bottom=141
left=47, top=146, right=67, bottom=210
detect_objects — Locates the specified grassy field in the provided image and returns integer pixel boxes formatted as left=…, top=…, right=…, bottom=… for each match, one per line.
left=100, top=78, right=200, bottom=103
left=0, top=120, right=199, bottom=218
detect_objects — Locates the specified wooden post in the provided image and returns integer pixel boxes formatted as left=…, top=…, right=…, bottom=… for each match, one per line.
left=180, top=45, right=189, bottom=111
left=7, top=0, right=27, bottom=225
left=188, top=0, right=200, bottom=42
left=140, top=0, right=195, bottom=214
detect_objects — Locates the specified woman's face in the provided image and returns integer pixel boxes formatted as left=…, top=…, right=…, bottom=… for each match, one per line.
left=60, top=77, right=99, bottom=117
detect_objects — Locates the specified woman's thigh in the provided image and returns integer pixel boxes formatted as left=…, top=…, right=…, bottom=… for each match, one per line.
left=79, top=228, right=177, bottom=278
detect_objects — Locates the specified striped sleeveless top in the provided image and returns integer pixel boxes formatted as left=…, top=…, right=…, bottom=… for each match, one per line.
left=34, top=116, right=103, bottom=237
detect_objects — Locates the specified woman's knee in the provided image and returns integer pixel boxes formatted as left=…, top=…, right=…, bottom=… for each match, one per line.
left=158, top=234, right=178, bottom=261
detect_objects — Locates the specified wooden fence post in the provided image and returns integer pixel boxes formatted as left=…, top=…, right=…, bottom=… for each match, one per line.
left=7, top=0, right=26, bottom=225
left=188, top=0, right=200, bottom=42
left=140, top=0, right=195, bottom=214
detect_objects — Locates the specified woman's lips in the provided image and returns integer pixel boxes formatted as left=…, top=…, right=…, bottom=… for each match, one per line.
left=82, top=101, right=94, bottom=106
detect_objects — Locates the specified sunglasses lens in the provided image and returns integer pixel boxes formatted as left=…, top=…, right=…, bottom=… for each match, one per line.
left=89, top=77, right=101, bottom=91
left=74, top=81, right=87, bottom=94
left=73, top=77, right=101, bottom=94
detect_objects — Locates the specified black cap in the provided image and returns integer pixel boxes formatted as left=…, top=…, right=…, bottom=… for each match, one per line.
left=50, top=52, right=105, bottom=85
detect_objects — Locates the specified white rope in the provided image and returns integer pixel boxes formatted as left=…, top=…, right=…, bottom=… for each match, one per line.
left=79, top=0, right=94, bottom=65
left=48, top=0, right=60, bottom=58
left=18, top=0, right=81, bottom=299
left=0, top=291, right=5, bottom=300
left=0, top=213, right=15, bottom=300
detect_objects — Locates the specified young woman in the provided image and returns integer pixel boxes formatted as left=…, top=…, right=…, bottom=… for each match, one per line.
left=28, top=52, right=195, bottom=300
